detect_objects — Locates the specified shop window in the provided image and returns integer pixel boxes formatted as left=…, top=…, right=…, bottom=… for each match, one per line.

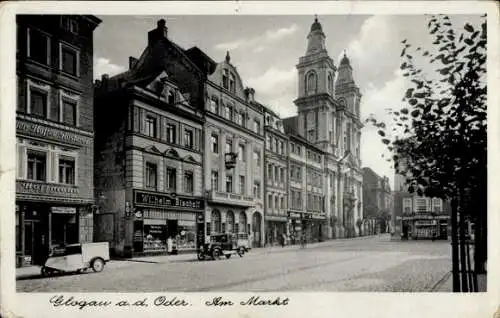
left=239, top=175, right=245, bottom=195
left=211, top=171, right=218, bottom=191
left=145, top=162, right=157, bottom=189
left=60, top=43, right=79, bottom=77
left=226, top=211, right=235, bottom=233
left=432, top=198, right=443, bottom=213
left=62, top=98, right=77, bottom=126
left=166, top=123, right=176, bottom=144
left=225, top=175, right=233, bottom=193
left=183, top=171, right=194, bottom=193
left=28, top=28, right=50, bottom=65
left=145, top=115, right=157, bottom=138
left=184, top=129, right=194, bottom=149
left=166, top=167, right=176, bottom=191
left=403, top=198, right=412, bottom=214
left=27, top=150, right=46, bottom=181
left=143, top=223, right=167, bottom=253
left=211, top=133, right=219, bottom=153
left=58, top=157, right=75, bottom=185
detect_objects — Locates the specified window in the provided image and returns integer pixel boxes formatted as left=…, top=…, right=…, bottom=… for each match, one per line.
left=166, top=168, right=176, bottom=191
left=275, top=196, right=279, bottom=211
left=253, top=150, right=260, bottom=166
left=183, top=171, right=194, bottom=193
left=229, top=73, right=235, bottom=92
left=306, top=71, right=317, bottom=95
left=268, top=194, right=273, bottom=209
left=211, top=171, right=218, bottom=191
left=253, top=120, right=260, bottom=134
left=297, top=145, right=301, bottom=155
left=266, top=136, right=271, bottom=150
left=184, top=129, right=194, bottom=149
left=225, top=139, right=233, bottom=154
left=145, top=115, right=157, bottom=138
left=281, top=196, right=285, bottom=209
left=274, top=166, right=279, bottom=182
left=58, top=158, right=75, bottom=184
left=222, top=69, right=229, bottom=89
left=223, top=105, right=233, bottom=120
left=238, top=144, right=245, bottom=162
left=62, top=16, right=79, bottom=34
left=308, top=129, right=315, bottom=142
left=212, top=210, right=221, bottom=233
left=167, top=91, right=175, bottom=105
left=279, top=141, right=284, bottom=155
left=62, top=99, right=77, bottom=126
left=211, top=134, right=219, bottom=153
left=253, top=181, right=260, bottom=198
left=225, top=175, right=233, bottom=193
left=280, top=167, right=285, bottom=182
left=210, top=98, right=218, bottom=114
left=291, top=143, right=295, bottom=153
left=268, top=164, right=273, bottom=180
left=166, top=123, right=176, bottom=143
left=328, top=73, right=334, bottom=95
left=415, top=197, right=428, bottom=213
left=60, top=45, right=79, bottom=76
left=27, top=151, right=46, bottom=181
left=30, top=89, right=48, bottom=118
left=28, top=28, right=49, bottom=65
left=274, top=139, right=279, bottom=153
left=239, top=175, right=245, bottom=195
left=235, top=111, right=243, bottom=125
left=432, top=198, right=443, bottom=213
left=145, top=162, right=157, bottom=189
left=403, top=198, right=412, bottom=213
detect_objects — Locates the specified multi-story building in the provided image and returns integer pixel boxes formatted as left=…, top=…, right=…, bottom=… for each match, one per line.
left=362, top=167, right=392, bottom=235
left=284, top=17, right=363, bottom=238
left=204, top=52, right=265, bottom=248
left=263, top=108, right=288, bottom=245
left=392, top=161, right=450, bottom=240
left=93, top=20, right=216, bottom=256
left=15, top=15, right=101, bottom=267
left=283, top=124, right=326, bottom=243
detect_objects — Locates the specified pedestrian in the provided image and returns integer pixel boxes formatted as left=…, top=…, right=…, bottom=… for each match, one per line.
left=281, top=233, right=285, bottom=247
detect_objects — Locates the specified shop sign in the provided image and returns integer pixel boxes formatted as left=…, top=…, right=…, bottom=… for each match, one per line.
left=51, top=207, right=77, bottom=214
left=17, top=180, right=79, bottom=196
left=16, top=119, right=91, bottom=146
left=134, top=190, right=204, bottom=210
left=288, top=211, right=302, bottom=219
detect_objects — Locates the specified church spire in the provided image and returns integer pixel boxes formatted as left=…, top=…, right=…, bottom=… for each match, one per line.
left=306, top=15, right=326, bottom=55
left=336, top=50, right=355, bottom=85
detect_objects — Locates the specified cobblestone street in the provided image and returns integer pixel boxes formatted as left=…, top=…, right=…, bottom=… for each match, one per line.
left=17, top=235, right=451, bottom=292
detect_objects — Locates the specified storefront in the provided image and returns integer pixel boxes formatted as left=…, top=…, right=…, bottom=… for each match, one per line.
left=265, top=216, right=287, bottom=246
left=287, top=211, right=303, bottom=245
left=308, top=214, right=327, bottom=242
left=131, top=189, right=204, bottom=255
left=396, top=215, right=450, bottom=240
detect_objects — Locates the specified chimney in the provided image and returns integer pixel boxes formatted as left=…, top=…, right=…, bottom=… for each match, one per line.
left=129, top=56, right=138, bottom=70
left=148, top=19, right=168, bottom=45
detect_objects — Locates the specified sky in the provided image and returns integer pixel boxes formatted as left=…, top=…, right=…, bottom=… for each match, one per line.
left=93, top=14, right=484, bottom=189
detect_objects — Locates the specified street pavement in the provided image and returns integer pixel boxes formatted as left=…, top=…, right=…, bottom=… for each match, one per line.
left=16, top=234, right=452, bottom=292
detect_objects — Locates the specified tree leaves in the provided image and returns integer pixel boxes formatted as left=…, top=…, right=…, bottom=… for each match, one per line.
left=378, top=130, right=386, bottom=137
left=464, top=23, right=474, bottom=32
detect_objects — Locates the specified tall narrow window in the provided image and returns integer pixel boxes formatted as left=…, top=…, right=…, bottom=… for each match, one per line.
left=253, top=120, right=260, bottom=134
left=253, top=181, right=260, bottom=198
left=238, top=144, right=245, bottom=162
left=253, top=150, right=260, bottom=166
left=306, top=71, right=317, bottom=95
left=225, top=138, right=233, bottom=154
left=58, top=158, right=75, bottom=185
left=166, top=167, right=176, bottom=191
left=225, top=175, right=233, bottom=193
left=145, top=115, right=157, bottom=138
left=61, top=45, right=78, bottom=76
left=210, top=98, right=218, bottom=114
left=229, top=73, right=236, bottom=92
left=30, top=89, right=48, bottom=118
left=183, top=171, right=194, bottom=193
left=184, top=129, right=194, bottom=149
left=239, top=175, right=245, bottom=195
left=328, top=73, right=334, bottom=95
left=145, top=162, right=157, bottom=189
left=27, top=151, right=46, bottom=181
left=211, top=134, right=219, bottom=153
left=222, top=69, right=229, bottom=89
left=211, top=171, right=218, bottom=191
left=167, top=91, right=175, bottom=105
left=166, top=123, right=176, bottom=143
left=62, top=99, right=77, bottom=126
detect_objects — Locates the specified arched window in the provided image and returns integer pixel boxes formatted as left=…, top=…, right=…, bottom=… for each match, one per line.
left=328, top=73, right=334, bottom=95
left=211, top=210, right=221, bottom=234
left=306, top=71, right=317, bottom=95
left=239, top=211, right=247, bottom=233
left=226, top=211, right=235, bottom=233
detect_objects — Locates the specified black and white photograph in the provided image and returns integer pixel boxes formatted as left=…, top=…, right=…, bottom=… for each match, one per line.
left=0, top=1, right=498, bottom=318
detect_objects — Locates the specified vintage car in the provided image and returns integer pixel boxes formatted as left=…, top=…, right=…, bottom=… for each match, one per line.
left=197, top=233, right=246, bottom=261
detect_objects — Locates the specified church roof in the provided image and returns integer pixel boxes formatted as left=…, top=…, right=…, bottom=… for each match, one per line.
left=310, top=16, right=323, bottom=32
left=340, top=53, right=351, bottom=66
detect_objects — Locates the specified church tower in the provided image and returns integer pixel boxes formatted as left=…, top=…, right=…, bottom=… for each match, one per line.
left=294, top=16, right=337, bottom=154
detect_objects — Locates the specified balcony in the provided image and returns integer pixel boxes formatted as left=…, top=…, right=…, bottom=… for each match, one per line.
left=206, top=189, right=255, bottom=207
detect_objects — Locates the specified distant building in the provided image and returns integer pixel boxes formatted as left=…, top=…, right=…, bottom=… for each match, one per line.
left=15, top=15, right=101, bottom=267
left=392, top=160, right=450, bottom=240
left=362, top=167, right=392, bottom=235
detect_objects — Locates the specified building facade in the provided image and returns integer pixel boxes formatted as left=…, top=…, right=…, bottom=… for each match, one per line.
left=93, top=20, right=215, bottom=256
left=284, top=17, right=363, bottom=239
left=263, top=108, right=289, bottom=246
left=362, top=167, right=392, bottom=235
left=204, top=52, right=265, bottom=248
left=15, top=15, right=101, bottom=267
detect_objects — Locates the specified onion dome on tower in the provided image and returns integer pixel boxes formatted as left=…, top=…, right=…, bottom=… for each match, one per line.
left=306, top=15, right=327, bottom=55
left=336, top=50, right=355, bottom=86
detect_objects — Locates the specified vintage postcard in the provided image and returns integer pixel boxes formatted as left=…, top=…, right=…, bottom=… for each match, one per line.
left=0, top=1, right=498, bottom=318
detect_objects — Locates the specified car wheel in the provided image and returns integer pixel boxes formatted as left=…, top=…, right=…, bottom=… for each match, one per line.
left=197, top=252, right=205, bottom=261
left=212, top=249, right=221, bottom=260
left=225, top=254, right=231, bottom=259
left=41, top=266, right=50, bottom=277
left=91, top=258, right=105, bottom=272
left=237, top=247, right=245, bottom=257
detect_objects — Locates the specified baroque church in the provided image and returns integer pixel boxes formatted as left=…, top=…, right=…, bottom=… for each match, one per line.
left=285, top=17, right=364, bottom=238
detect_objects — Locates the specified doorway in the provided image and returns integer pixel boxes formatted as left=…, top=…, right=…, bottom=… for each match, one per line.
left=24, top=220, right=47, bottom=265
left=167, top=219, right=178, bottom=239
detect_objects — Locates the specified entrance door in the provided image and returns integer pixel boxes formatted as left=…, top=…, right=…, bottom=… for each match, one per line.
left=24, top=221, right=47, bottom=265
left=167, top=220, right=178, bottom=240
left=252, top=212, right=262, bottom=247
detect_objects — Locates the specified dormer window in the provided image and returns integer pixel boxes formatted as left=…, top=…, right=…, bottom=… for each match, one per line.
left=222, top=69, right=229, bottom=89
left=229, top=73, right=235, bottom=93
left=61, top=16, right=79, bottom=34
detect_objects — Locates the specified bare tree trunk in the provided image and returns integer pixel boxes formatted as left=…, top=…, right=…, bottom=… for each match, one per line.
left=451, top=198, right=460, bottom=292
